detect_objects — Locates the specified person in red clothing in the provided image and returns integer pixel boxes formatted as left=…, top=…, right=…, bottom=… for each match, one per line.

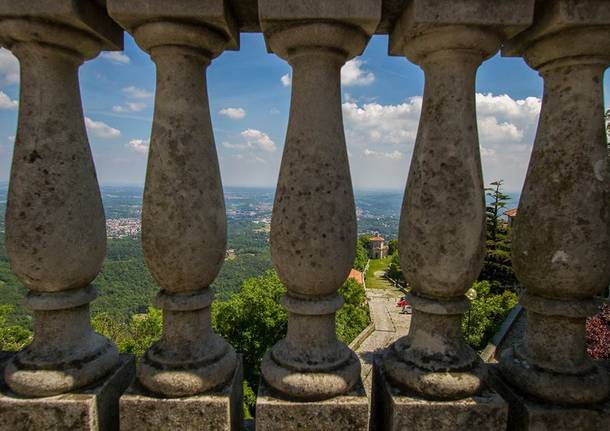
left=397, top=296, right=411, bottom=314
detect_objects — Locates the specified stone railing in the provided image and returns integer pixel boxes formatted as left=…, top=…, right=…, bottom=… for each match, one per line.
left=0, top=1, right=609, bottom=430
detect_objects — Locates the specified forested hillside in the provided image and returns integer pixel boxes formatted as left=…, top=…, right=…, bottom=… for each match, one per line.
left=0, top=228, right=273, bottom=328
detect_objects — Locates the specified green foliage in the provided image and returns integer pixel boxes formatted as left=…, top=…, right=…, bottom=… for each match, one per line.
left=92, top=307, right=163, bottom=357
left=353, top=236, right=370, bottom=272
left=212, top=270, right=287, bottom=393
left=386, top=253, right=403, bottom=282
left=212, top=270, right=370, bottom=417
left=0, top=305, right=32, bottom=351
left=242, top=381, right=257, bottom=419
left=387, top=239, right=398, bottom=256
left=336, top=278, right=370, bottom=343
left=479, top=180, right=518, bottom=292
left=462, top=281, right=518, bottom=350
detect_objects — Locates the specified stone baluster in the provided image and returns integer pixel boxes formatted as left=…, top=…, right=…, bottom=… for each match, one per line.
left=256, top=3, right=380, bottom=409
left=0, top=3, right=123, bottom=398
left=107, top=2, right=239, bottom=399
left=374, top=2, right=534, bottom=429
left=498, top=0, right=610, bottom=411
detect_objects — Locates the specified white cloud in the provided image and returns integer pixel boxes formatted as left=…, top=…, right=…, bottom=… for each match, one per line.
left=363, top=149, right=403, bottom=160
left=112, top=102, right=147, bottom=113
left=0, top=91, right=17, bottom=109
left=343, top=97, right=422, bottom=149
left=219, top=107, right=246, bottom=119
left=0, top=48, right=19, bottom=85
left=7, top=135, right=15, bottom=143
left=342, top=59, right=375, bottom=86
left=127, top=139, right=149, bottom=154
left=222, top=129, right=277, bottom=153
left=123, top=86, right=152, bottom=99
left=280, top=60, right=374, bottom=88
left=85, top=117, right=121, bottom=139
left=100, top=51, right=130, bottom=65
left=241, top=129, right=276, bottom=152
left=342, top=93, right=541, bottom=191
left=281, top=73, right=291, bottom=87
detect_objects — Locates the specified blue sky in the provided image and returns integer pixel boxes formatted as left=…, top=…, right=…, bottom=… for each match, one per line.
left=0, top=33, right=608, bottom=193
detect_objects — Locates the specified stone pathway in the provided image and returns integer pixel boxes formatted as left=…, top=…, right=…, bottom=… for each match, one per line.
left=356, top=283, right=411, bottom=396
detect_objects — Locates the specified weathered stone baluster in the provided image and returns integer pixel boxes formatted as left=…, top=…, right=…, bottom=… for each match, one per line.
left=0, top=3, right=123, bottom=398
left=496, top=1, right=610, bottom=424
left=255, top=1, right=380, bottom=429
left=374, top=1, right=534, bottom=429
left=107, top=2, right=242, bottom=429
left=0, top=3, right=135, bottom=429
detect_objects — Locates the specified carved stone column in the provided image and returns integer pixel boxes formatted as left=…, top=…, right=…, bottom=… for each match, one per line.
left=255, top=1, right=380, bottom=430
left=0, top=2, right=135, bottom=430
left=372, top=2, right=534, bottom=430
left=494, top=2, right=610, bottom=425
left=107, top=2, right=242, bottom=429
left=0, top=3, right=123, bottom=398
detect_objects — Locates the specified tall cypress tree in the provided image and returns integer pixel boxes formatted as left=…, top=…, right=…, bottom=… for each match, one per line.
left=479, top=180, right=518, bottom=293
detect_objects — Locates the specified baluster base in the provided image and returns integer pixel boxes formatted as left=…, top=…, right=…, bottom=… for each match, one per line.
left=256, top=373, right=368, bottom=431
left=0, top=354, right=134, bottom=431
left=372, top=359, right=508, bottom=431
left=382, top=344, right=487, bottom=401
left=498, top=344, right=610, bottom=405
left=4, top=336, right=120, bottom=398
left=261, top=348, right=361, bottom=401
left=120, top=356, right=243, bottom=431
left=138, top=337, right=237, bottom=398
left=490, top=365, right=610, bottom=430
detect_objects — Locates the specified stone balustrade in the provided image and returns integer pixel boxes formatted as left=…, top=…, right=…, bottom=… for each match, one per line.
left=0, top=0, right=608, bottom=430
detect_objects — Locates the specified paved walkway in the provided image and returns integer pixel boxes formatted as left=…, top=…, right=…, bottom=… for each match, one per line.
left=356, top=282, right=411, bottom=395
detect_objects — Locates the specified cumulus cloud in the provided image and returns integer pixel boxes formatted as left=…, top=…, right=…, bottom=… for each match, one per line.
left=363, top=149, right=403, bottom=160
left=281, top=73, right=292, bottom=87
left=343, top=97, right=422, bottom=149
left=123, top=86, right=153, bottom=99
left=241, top=129, right=276, bottom=152
left=127, top=139, right=149, bottom=154
left=0, top=91, right=18, bottom=109
left=0, top=48, right=19, bottom=85
left=112, top=102, right=147, bottom=113
left=342, top=59, right=375, bottom=86
left=280, top=60, right=374, bottom=88
left=474, top=93, right=541, bottom=190
left=85, top=117, right=121, bottom=139
left=222, top=129, right=277, bottom=153
left=343, top=93, right=541, bottom=191
left=112, top=86, right=152, bottom=114
left=219, top=107, right=246, bottom=119
left=100, top=51, right=130, bottom=65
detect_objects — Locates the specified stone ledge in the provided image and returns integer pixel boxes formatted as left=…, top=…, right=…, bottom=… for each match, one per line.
left=489, top=366, right=610, bottom=431
left=0, top=354, right=135, bottom=431
left=256, top=378, right=369, bottom=431
left=371, top=359, right=508, bottom=430
left=119, top=356, right=243, bottom=431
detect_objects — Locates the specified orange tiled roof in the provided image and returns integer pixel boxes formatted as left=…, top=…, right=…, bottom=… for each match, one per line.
left=369, top=236, right=384, bottom=241
left=348, top=268, right=364, bottom=285
left=505, top=208, right=518, bottom=217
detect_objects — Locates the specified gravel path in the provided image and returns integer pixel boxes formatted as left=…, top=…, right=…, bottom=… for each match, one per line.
left=356, top=285, right=411, bottom=396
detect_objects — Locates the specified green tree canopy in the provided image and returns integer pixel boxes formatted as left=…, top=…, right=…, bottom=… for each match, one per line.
left=479, top=180, right=518, bottom=292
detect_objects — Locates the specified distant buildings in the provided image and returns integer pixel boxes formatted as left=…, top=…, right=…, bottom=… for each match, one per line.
left=368, top=235, right=388, bottom=259
left=106, top=218, right=141, bottom=238
left=505, top=208, right=518, bottom=228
